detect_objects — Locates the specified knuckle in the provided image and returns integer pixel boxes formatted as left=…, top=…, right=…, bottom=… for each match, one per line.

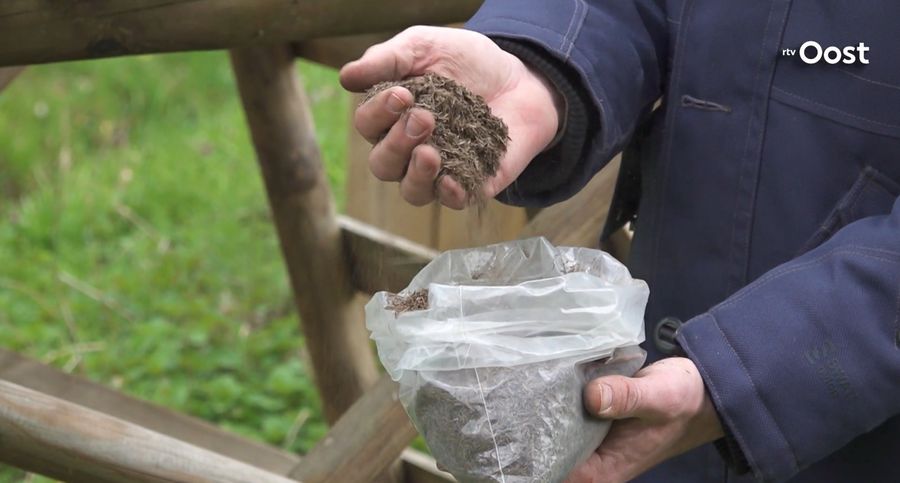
left=378, top=132, right=409, bottom=159
left=368, top=154, right=401, bottom=182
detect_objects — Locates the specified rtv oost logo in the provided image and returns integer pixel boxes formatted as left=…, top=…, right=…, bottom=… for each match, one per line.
left=782, top=41, right=869, bottom=65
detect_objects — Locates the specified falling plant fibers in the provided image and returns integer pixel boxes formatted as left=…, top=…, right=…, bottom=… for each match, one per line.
left=365, top=73, right=509, bottom=201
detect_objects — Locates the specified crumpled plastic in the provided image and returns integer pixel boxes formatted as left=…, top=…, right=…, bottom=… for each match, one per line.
left=366, top=237, right=649, bottom=483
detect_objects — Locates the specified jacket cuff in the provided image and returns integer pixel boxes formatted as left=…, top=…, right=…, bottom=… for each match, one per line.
left=677, top=313, right=799, bottom=482
left=483, top=38, right=598, bottom=207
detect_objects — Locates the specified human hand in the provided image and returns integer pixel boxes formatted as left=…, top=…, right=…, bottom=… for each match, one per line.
left=339, top=26, right=562, bottom=209
left=566, top=357, right=725, bottom=483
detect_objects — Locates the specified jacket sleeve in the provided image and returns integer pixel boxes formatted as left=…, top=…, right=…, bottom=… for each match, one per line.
left=465, top=0, right=668, bottom=206
left=677, top=197, right=900, bottom=482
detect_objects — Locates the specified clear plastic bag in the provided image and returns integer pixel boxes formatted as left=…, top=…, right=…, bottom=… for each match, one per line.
left=366, top=238, right=649, bottom=483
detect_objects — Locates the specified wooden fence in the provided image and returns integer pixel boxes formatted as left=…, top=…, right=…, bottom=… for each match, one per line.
left=0, top=1, right=628, bottom=481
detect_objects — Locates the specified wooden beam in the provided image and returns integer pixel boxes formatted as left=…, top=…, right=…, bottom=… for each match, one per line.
left=0, top=380, right=297, bottom=483
left=1, top=348, right=453, bottom=482
left=231, top=44, right=379, bottom=424
left=519, top=156, right=621, bottom=249
left=339, top=215, right=437, bottom=294
left=0, top=66, right=24, bottom=92
left=0, top=1, right=483, bottom=67
left=0, top=348, right=301, bottom=475
left=290, top=373, right=418, bottom=483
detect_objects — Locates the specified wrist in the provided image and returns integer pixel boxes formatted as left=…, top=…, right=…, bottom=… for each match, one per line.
left=503, top=50, right=563, bottom=154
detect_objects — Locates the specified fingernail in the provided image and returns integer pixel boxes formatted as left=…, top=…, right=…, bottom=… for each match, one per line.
left=386, top=92, right=407, bottom=114
left=598, top=383, right=613, bottom=414
left=406, top=112, right=428, bottom=137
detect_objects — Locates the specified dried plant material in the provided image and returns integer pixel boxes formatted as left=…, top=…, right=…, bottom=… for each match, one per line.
left=411, top=350, right=645, bottom=483
left=365, top=73, right=509, bottom=200
left=386, top=289, right=429, bottom=315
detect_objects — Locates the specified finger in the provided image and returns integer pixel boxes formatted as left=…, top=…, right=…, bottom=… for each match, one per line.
left=400, top=144, right=441, bottom=206
left=354, top=86, right=414, bottom=143
left=340, top=28, right=427, bottom=92
left=368, top=108, right=434, bottom=181
left=436, top=176, right=467, bottom=210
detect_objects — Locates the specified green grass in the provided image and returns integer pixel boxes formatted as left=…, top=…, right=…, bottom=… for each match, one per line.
left=0, top=52, right=350, bottom=481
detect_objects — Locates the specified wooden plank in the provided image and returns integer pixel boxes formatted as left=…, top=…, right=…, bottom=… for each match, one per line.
left=0, top=348, right=302, bottom=475
left=230, top=44, right=378, bottom=424
left=339, top=215, right=437, bottom=294
left=0, top=348, right=452, bottom=482
left=0, top=66, right=24, bottom=93
left=401, top=449, right=456, bottom=483
left=0, top=1, right=483, bottom=67
left=519, top=156, right=622, bottom=248
left=290, top=374, right=418, bottom=483
left=0, top=380, right=297, bottom=483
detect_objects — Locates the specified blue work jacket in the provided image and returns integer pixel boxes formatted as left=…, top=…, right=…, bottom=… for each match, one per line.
left=468, top=1, right=900, bottom=482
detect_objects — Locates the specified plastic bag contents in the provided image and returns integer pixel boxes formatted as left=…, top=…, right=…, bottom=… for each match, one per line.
left=366, top=238, right=649, bottom=483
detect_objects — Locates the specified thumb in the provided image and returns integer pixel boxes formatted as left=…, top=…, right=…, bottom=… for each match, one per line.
left=584, top=375, right=650, bottom=420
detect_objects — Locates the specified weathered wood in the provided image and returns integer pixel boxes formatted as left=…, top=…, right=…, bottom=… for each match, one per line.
left=0, top=348, right=301, bottom=475
left=519, top=156, right=622, bottom=248
left=0, top=348, right=452, bottom=482
left=339, top=214, right=438, bottom=294
left=0, top=66, right=24, bottom=93
left=0, top=1, right=483, bottom=67
left=290, top=373, right=418, bottom=483
left=0, top=380, right=297, bottom=483
left=230, top=44, right=377, bottom=424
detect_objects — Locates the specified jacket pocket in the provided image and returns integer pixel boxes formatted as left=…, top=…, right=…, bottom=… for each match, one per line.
left=799, top=166, right=900, bottom=253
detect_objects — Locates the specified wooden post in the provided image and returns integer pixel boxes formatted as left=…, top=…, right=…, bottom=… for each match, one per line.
left=0, top=1, right=483, bottom=67
left=0, top=380, right=297, bottom=483
left=290, top=374, right=418, bottom=483
left=230, top=45, right=377, bottom=424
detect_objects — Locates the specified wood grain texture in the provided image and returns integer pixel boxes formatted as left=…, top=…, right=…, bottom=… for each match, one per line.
left=290, top=373, right=418, bottom=483
left=230, top=44, right=378, bottom=424
left=0, top=380, right=297, bottom=483
left=0, top=348, right=302, bottom=475
left=339, top=214, right=437, bottom=294
left=0, top=348, right=454, bottom=482
left=0, top=1, right=483, bottom=67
